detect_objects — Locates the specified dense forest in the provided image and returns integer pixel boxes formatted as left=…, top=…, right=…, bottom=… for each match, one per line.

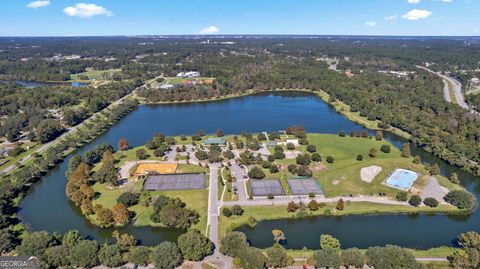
left=1, top=36, right=480, bottom=174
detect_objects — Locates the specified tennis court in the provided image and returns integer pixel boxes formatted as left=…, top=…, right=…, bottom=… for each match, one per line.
left=143, top=173, right=206, bottom=191
left=287, top=178, right=323, bottom=195
left=384, top=168, right=418, bottom=191
left=250, top=179, right=285, bottom=196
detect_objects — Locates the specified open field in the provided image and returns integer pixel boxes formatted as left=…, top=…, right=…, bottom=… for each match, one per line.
left=70, top=68, right=122, bottom=81
left=261, top=133, right=434, bottom=198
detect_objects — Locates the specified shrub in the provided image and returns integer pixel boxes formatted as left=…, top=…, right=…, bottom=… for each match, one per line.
left=423, top=197, right=439, bottom=208
left=308, top=200, right=319, bottom=211
left=395, top=191, right=408, bottom=202
left=408, top=195, right=422, bottom=207
left=222, top=208, right=232, bottom=217
left=336, top=199, right=345, bottom=210
left=269, top=165, right=279, bottom=173
left=450, top=172, right=460, bottom=184
left=287, top=164, right=298, bottom=174
left=267, top=194, right=274, bottom=200
left=444, top=190, right=476, bottom=210
left=326, top=156, right=334, bottom=163
left=369, top=148, right=377, bottom=158
left=286, top=143, right=295, bottom=150
left=356, top=154, right=363, bottom=161
left=136, top=149, right=147, bottom=160
left=306, top=145, right=317, bottom=153
left=287, top=202, right=299, bottom=212
left=231, top=205, right=244, bottom=216
left=338, top=131, right=345, bottom=137
left=380, top=144, right=391, bottom=153
left=413, top=156, right=421, bottom=164
left=311, top=153, right=322, bottom=162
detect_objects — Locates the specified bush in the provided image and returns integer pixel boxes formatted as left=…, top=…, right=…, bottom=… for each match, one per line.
left=336, top=199, right=345, bottom=210
left=267, top=194, right=274, bottom=200
left=395, top=191, right=408, bottom=202
left=311, top=153, right=322, bottom=162
left=153, top=149, right=166, bottom=157
left=117, top=192, right=139, bottom=207
left=269, top=165, right=279, bottom=173
left=222, top=208, right=232, bottom=217
left=444, top=190, right=476, bottom=209
left=369, top=148, right=377, bottom=158
left=339, top=131, right=345, bottom=137
left=287, top=164, right=298, bottom=174
left=413, top=156, right=421, bottom=164
left=326, top=156, right=334, bottom=163
left=408, top=195, right=422, bottom=207
left=136, top=149, right=147, bottom=160
left=356, top=154, right=363, bottom=161
left=423, top=197, right=439, bottom=208
left=287, top=201, right=299, bottom=212
left=380, top=144, right=391, bottom=153
left=286, top=143, right=295, bottom=150
left=450, top=172, right=460, bottom=184
left=297, top=165, right=313, bottom=177
left=231, top=205, right=244, bottom=216
left=306, top=145, right=317, bottom=153
left=308, top=200, right=319, bottom=211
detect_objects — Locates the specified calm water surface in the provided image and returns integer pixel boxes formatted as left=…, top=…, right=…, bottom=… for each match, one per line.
left=18, top=91, right=480, bottom=248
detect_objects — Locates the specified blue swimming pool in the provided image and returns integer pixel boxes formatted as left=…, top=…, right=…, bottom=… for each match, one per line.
left=384, top=168, right=418, bottom=191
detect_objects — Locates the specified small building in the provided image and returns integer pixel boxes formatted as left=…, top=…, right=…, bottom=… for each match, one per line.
left=176, top=71, right=200, bottom=78
left=160, top=84, right=174, bottom=89
left=283, top=139, right=299, bottom=146
left=204, top=138, right=226, bottom=145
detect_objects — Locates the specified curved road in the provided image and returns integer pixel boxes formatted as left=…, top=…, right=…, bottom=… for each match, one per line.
left=417, top=66, right=480, bottom=116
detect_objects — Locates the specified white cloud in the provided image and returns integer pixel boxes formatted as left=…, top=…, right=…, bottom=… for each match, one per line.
left=27, top=1, right=50, bottom=8
left=199, top=26, right=220, bottom=34
left=438, top=0, right=453, bottom=2
left=365, top=21, right=377, bottom=27
left=63, top=3, right=112, bottom=18
left=384, top=15, right=398, bottom=20
left=408, top=0, right=421, bottom=3
left=402, top=9, right=432, bottom=20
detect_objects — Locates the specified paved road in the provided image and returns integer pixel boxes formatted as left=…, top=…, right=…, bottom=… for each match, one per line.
left=418, top=66, right=480, bottom=116
left=0, top=75, right=161, bottom=176
left=207, top=164, right=220, bottom=245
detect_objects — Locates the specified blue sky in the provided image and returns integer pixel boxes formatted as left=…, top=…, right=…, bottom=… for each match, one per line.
left=1, top=0, right=479, bottom=36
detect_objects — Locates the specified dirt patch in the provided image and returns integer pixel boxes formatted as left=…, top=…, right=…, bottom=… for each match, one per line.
left=332, top=180, right=340, bottom=185
left=312, top=163, right=327, bottom=172
left=360, top=165, right=382, bottom=183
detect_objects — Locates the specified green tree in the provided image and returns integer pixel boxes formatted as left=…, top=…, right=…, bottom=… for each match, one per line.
left=98, top=243, right=123, bottom=268
left=231, top=205, right=244, bottom=216
left=265, top=244, right=290, bottom=268
left=152, top=241, right=183, bottom=269
left=444, top=190, right=476, bottom=209
left=458, top=231, right=480, bottom=249
left=423, top=197, right=439, bottom=207
left=408, top=195, right=422, bottom=207
left=62, top=230, right=82, bottom=247
left=248, top=166, right=265, bottom=179
left=401, top=143, right=411, bottom=158
left=44, top=245, right=71, bottom=269
left=320, top=234, right=341, bottom=251
left=35, top=119, right=64, bottom=143
left=17, top=231, right=57, bottom=260
left=127, top=246, right=151, bottom=267
left=380, top=144, right=391, bottom=153
left=366, top=245, right=422, bottom=269
left=219, top=232, right=248, bottom=258
left=136, top=149, right=147, bottom=160
left=369, top=148, right=377, bottom=158
left=177, top=230, right=213, bottom=261
left=237, top=246, right=266, bottom=269
left=395, top=191, right=408, bottom=201
left=450, top=172, right=460, bottom=184
left=313, top=248, right=341, bottom=269
left=117, top=192, right=139, bottom=207
left=341, top=248, right=364, bottom=268
left=69, top=240, right=100, bottom=268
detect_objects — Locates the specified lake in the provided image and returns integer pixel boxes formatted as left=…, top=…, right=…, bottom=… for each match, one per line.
left=18, top=91, right=480, bottom=248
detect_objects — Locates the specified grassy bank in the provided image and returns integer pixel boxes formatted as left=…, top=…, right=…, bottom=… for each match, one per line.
left=218, top=202, right=462, bottom=238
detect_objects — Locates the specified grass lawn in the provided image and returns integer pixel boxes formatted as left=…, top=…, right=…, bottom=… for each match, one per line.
left=70, top=68, right=121, bottom=81
left=446, top=79, right=458, bottom=104
left=218, top=202, right=460, bottom=239
left=259, top=133, right=432, bottom=198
